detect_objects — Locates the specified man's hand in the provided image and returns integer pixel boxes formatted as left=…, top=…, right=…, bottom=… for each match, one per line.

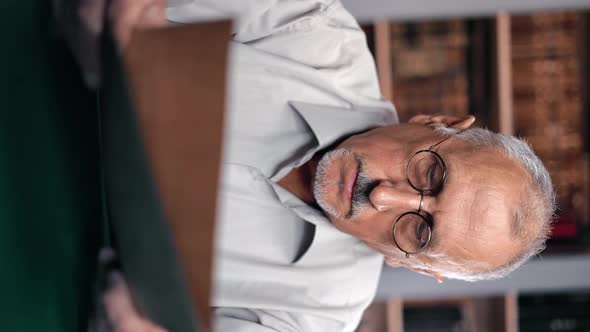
left=108, top=0, right=166, bottom=49
left=103, top=271, right=167, bottom=332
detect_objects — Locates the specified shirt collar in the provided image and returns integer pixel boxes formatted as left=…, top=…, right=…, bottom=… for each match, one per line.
left=288, top=101, right=398, bottom=151
left=270, top=101, right=397, bottom=182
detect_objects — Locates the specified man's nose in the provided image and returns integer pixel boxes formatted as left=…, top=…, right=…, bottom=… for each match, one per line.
left=369, top=181, right=421, bottom=212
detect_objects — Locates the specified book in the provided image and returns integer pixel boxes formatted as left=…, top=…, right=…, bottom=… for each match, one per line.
left=99, top=21, right=231, bottom=332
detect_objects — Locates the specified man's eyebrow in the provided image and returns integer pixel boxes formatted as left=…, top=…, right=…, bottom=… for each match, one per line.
left=428, top=219, right=441, bottom=252
left=426, top=187, right=445, bottom=252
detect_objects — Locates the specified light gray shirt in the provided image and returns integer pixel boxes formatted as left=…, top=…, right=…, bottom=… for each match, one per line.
left=167, top=1, right=398, bottom=331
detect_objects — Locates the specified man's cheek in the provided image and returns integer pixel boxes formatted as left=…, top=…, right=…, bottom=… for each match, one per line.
left=335, top=221, right=368, bottom=239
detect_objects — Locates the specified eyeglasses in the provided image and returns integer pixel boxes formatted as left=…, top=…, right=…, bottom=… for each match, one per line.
left=392, top=135, right=452, bottom=258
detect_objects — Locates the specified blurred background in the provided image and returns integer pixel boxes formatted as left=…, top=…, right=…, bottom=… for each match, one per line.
left=343, top=2, right=590, bottom=332
left=1, top=1, right=588, bottom=332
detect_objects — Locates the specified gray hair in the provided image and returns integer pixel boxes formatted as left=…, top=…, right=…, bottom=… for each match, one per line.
left=425, top=126, right=556, bottom=282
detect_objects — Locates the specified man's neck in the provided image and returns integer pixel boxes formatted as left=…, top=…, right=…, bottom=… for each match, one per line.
left=276, top=157, right=319, bottom=205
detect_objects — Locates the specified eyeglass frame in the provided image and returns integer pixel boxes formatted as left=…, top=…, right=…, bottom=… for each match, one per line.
left=392, top=134, right=454, bottom=258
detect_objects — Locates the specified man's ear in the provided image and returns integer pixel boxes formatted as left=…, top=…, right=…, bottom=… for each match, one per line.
left=410, top=267, right=445, bottom=283
left=408, top=114, right=475, bottom=131
left=384, top=255, right=403, bottom=268
left=384, top=256, right=445, bottom=283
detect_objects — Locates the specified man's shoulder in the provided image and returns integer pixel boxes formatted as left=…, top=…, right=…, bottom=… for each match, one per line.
left=212, top=230, right=384, bottom=331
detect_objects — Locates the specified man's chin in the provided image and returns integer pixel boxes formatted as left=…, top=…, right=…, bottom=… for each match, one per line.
left=315, top=194, right=345, bottom=220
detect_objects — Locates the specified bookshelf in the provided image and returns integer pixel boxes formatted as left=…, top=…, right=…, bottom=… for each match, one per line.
left=362, top=253, right=590, bottom=331
left=358, top=296, right=515, bottom=332
left=361, top=10, right=590, bottom=332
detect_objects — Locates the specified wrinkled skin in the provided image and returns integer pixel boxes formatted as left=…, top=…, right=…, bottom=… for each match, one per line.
left=310, top=114, right=528, bottom=280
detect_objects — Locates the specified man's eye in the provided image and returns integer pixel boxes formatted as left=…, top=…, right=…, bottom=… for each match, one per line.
left=426, top=163, right=437, bottom=187
left=415, top=221, right=427, bottom=244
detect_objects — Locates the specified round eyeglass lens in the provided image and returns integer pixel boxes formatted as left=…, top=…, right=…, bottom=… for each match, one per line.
left=393, top=212, right=432, bottom=254
left=406, top=151, right=445, bottom=193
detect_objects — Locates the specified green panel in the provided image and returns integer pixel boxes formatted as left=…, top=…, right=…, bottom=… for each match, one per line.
left=99, top=28, right=198, bottom=332
left=0, top=1, right=102, bottom=331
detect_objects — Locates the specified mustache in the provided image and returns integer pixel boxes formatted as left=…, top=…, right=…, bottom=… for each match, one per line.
left=346, top=155, right=377, bottom=219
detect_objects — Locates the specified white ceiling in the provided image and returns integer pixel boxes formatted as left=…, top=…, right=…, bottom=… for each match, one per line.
left=341, top=0, right=590, bottom=23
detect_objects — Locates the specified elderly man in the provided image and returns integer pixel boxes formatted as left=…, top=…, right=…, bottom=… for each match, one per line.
left=105, top=0, right=555, bottom=331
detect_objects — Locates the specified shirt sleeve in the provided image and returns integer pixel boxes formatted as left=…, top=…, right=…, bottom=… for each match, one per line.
left=167, top=0, right=382, bottom=101
left=166, top=0, right=360, bottom=43
left=214, top=307, right=350, bottom=332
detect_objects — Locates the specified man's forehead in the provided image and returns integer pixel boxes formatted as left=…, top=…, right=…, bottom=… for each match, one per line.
left=434, top=199, right=519, bottom=269
left=432, top=145, right=526, bottom=266
left=431, top=184, right=507, bottom=247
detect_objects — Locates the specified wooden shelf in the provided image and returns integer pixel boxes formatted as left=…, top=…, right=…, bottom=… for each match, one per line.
left=359, top=294, right=517, bottom=332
